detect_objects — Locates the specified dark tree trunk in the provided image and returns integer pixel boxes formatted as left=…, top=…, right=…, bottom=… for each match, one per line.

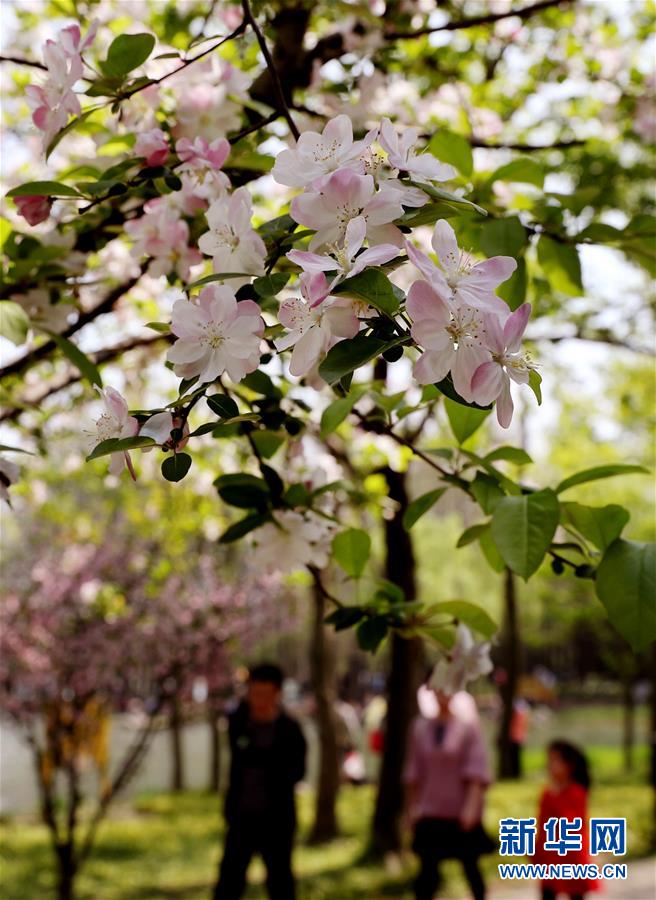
left=371, top=468, right=423, bottom=856
left=497, top=568, right=521, bottom=780
left=308, top=577, right=341, bottom=843
left=208, top=710, right=221, bottom=793
left=650, top=644, right=656, bottom=850
left=55, top=844, right=76, bottom=900
left=622, top=677, right=635, bottom=773
left=169, top=699, right=185, bottom=792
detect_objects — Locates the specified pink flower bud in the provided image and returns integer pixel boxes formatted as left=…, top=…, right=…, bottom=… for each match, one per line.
left=14, top=195, right=52, bottom=226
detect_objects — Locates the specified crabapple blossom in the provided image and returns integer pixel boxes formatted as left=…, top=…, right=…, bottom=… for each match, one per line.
left=167, top=284, right=264, bottom=384
left=287, top=215, right=399, bottom=296
left=134, top=128, right=170, bottom=167
left=176, top=136, right=230, bottom=171
left=15, top=288, right=75, bottom=333
left=124, top=198, right=202, bottom=279
left=173, top=59, right=250, bottom=140
left=198, top=187, right=267, bottom=287
left=275, top=273, right=360, bottom=376
left=406, top=219, right=516, bottom=313
left=250, top=510, right=336, bottom=573
left=379, top=117, right=456, bottom=183
left=407, top=280, right=491, bottom=402
left=139, top=412, right=190, bottom=451
left=470, top=303, right=534, bottom=428
left=92, top=387, right=139, bottom=479
left=429, top=624, right=493, bottom=696
left=290, top=168, right=404, bottom=250
left=13, top=195, right=52, bottom=226
left=272, top=114, right=377, bottom=188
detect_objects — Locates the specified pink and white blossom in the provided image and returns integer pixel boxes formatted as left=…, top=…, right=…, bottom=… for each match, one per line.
left=272, top=115, right=377, bottom=188
left=287, top=215, right=398, bottom=298
left=16, top=288, right=75, bottom=333
left=167, top=285, right=264, bottom=384
left=139, top=412, right=189, bottom=451
left=124, top=198, right=202, bottom=280
left=92, top=387, right=139, bottom=479
left=134, top=128, right=170, bottom=167
left=429, top=624, right=493, bottom=696
left=275, top=273, right=360, bottom=377
left=470, top=303, right=533, bottom=428
left=407, top=280, right=490, bottom=401
left=406, top=219, right=516, bottom=313
left=379, top=118, right=456, bottom=183
left=290, top=168, right=404, bottom=251
left=251, top=510, right=336, bottom=572
left=198, top=187, right=267, bottom=287
left=175, top=137, right=231, bottom=198
left=14, top=195, right=52, bottom=226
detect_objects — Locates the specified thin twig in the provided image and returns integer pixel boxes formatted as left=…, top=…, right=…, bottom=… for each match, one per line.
left=0, top=54, right=47, bottom=70
left=385, top=0, right=572, bottom=40
left=240, top=0, right=300, bottom=140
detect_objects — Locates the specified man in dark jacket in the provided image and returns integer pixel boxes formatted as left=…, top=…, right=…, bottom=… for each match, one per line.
left=213, top=663, right=307, bottom=900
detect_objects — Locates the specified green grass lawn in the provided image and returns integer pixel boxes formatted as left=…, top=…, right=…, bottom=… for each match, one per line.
left=1, top=762, right=652, bottom=900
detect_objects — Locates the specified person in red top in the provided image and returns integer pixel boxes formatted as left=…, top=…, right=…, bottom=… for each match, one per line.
left=535, top=740, right=601, bottom=900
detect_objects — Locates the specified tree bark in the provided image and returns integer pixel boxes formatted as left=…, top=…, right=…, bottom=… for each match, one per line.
left=497, top=568, right=521, bottom=780
left=371, top=468, right=423, bottom=856
left=622, top=676, right=635, bottom=774
left=208, top=709, right=222, bottom=793
left=169, top=699, right=185, bottom=792
left=308, top=577, right=341, bottom=843
left=650, top=643, right=656, bottom=850
left=55, top=844, right=76, bottom=900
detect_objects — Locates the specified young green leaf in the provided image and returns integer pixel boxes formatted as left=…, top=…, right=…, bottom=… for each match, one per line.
left=101, top=33, right=156, bottom=77
left=161, top=452, right=192, bottom=482
left=333, top=269, right=401, bottom=316
left=556, top=464, right=648, bottom=494
left=561, top=502, right=630, bottom=551
left=7, top=181, right=81, bottom=198
left=444, top=397, right=491, bottom=444
left=332, top=528, right=371, bottom=579
left=49, top=333, right=102, bottom=387
left=430, top=600, right=497, bottom=639
left=595, top=539, right=656, bottom=652
left=491, top=489, right=560, bottom=579
left=0, top=301, right=30, bottom=345
left=403, top=488, right=447, bottom=530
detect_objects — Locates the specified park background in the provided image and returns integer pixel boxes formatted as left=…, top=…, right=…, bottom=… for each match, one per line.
left=0, top=0, right=655, bottom=898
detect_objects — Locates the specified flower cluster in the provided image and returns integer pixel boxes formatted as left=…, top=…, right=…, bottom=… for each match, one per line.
left=406, top=219, right=533, bottom=426
left=26, top=21, right=97, bottom=147
left=429, top=624, right=493, bottom=696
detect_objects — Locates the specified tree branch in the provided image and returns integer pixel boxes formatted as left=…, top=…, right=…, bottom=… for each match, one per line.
left=385, top=0, right=573, bottom=40
left=0, top=54, right=47, bottom=70
left=241, top=0, right=300, bottom=140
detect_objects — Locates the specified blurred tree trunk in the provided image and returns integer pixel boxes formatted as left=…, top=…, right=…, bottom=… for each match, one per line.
left=650, top=644, right=656, bottom=850
left=371, top=468, right=423, bottom=856
left=622, top=676, right=635, bottom=773
left=55, top=845, right=76, bottom=900
left=208, top=709, right=221, bottom=793
left=497, top=568, right=521, bottom=780
left=308, top=576, right=340, bottom=843
left=169, top=698, right=185, bottom=792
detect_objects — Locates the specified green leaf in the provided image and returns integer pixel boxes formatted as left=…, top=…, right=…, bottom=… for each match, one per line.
left=480, top=217, right=528, bottom=258
left=219, top=512, right=269, bottom=543
left=253, top=273, right=290, bottom=297
left=7, top=181, right=81, bottom=198
left=0, top=301, right=30, bottom=345
left=413, top=182, right=487, bottom=216
left=187, top=272, right=251, bottom=289
left=485, top=447, right=532, bottom=465
left=431, top=600, right=497, bottom=639
left=319, top=334, right=405, bottom=385
left=556, top=464, right=649, bottom=494
left=325, top=606, right=365, bottom=630
left=144, top=321, right=170, bottom=333
left=561, top=502, right=630, bottom=552
left=490, top=157, right=544, bottom=188
left=49, top=333, right=102, bottom=387
left=101, top=33, right=156, bottom=77
left=356, top=616, right=388, bottom=652
left=470, top=473, right=505, bottom=515
left=444, top=396, right=491, bottom=443
left=537, top=236, right=582, bottom=295
left=320, top=387, right=366, bottom=438
left=241, top=370, right=281, bottom=398
left=207, top=394, right=239, bottom=419
left=479, top=525, right=506, bottom=572
left=497, top=257, right=527, bottom=311
left=333, top=269, right=401, bottom=316
left=0, top=443, right=33, bottom=454
left=456, top=522, right=490, bottom=548
left=86, top=435, right=155, bottom=460
left=161, top=452, right=192, bottom=482
left=251, top=430, right=285, bottom=459
left=528, top=369, right=542, bottom=405
left=428, top=129, right=473, bottom=177
left=214, top=473, right=270, bottom=509
left=332, top=528, right=371, bottom=579
left=403, top=488, right=447, bottom=530
left=491, top=488, right=560, bottom=579
left=46, top=108, right=100, bottom=160
left=596, top=540, right=656, bottom=652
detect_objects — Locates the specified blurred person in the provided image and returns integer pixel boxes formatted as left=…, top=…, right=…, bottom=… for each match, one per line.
left=213, top=663, right=307, bottom=900
left=535, top=740, right=599, bottom=900
left=404, top=686, right=494, bottom=900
